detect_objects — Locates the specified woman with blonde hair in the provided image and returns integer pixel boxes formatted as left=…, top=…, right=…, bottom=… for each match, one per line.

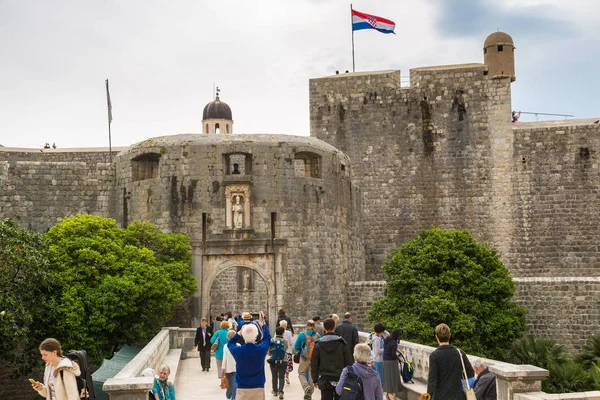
left=31, top=338, right=81, bottom=400
left=211, top=320, right=230, bottom=379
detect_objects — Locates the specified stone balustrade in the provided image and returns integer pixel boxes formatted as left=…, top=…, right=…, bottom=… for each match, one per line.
left=103, top=327, right=195, bottom=400
left=103, top=327, right=600, bottom=400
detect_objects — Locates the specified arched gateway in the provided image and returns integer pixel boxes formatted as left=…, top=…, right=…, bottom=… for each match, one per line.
left=201, top=257, right=277, bottom=325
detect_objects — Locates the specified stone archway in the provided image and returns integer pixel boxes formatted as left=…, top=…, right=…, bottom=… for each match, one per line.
left=208, top=266, right=269, bottom=321
left=201, top=257, right=277, bottom=327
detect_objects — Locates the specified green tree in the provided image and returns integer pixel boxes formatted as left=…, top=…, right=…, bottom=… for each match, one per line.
left=0, top=219, right=59, bottom=376
left=45, top=215, right=197, bottom=363
left=368, top=227, right=526, bottom=359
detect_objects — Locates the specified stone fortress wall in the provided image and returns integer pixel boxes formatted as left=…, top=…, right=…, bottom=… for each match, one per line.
left=109, top=134, right=364, bottom=324
left=0, top=148, right=121, bottom=232
left=309, top=66, right=599, bottom=353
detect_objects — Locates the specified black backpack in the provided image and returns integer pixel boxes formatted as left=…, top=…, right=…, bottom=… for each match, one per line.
left=61, top=350, right=95, bottom=400
left=340, top=365, right=364, bottom=400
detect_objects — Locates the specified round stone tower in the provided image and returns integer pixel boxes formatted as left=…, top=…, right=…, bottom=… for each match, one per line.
left=484, top=31, right=515, bottom=82
left=202, top=87, right=233, bottom=134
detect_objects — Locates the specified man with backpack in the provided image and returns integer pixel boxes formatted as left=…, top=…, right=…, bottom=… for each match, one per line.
left=268, top=326, right=289, bottom=399
left=311, top=318, right=353, bottom=400
left=294, top=320, right=321, bottom=400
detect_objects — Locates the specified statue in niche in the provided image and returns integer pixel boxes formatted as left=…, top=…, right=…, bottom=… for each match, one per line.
left=242, top=269, right=250, bottom=291
left=233, top=195, right=244, bottom=229
left=232, top=163, right=241, bottom=174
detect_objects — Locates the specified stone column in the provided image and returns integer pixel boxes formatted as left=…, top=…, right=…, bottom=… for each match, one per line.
left=489, top=364, right=549, bottom=400
left=190, top=242, right=203, bottom=326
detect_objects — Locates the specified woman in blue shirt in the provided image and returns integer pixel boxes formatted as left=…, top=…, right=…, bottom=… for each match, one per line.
left=211, top=320, right=230, bottom=379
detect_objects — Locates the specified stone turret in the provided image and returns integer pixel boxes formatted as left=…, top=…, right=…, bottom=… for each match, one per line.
left=484, top=31, right=516, bottom=82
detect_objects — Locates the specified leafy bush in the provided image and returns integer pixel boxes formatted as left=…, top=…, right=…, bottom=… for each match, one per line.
left=368, top=227, right=526, bottom=359
left=545, top=361, right=592, bottom=393
left=508, top=335, right=598, bottom=393
left=45, top=215, right=197, bottom=363
left=0, top=219, right=59, bottom=376
left=507, top=335, right=568, bottom=369
left=576, top=335, right=600, bottom=369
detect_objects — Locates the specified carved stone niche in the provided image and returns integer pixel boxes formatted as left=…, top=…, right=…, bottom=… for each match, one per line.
left=225, top=184, right=251, bottom=229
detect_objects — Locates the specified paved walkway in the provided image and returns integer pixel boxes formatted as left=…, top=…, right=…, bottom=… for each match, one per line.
left=176, top=354, right=323, bottom=400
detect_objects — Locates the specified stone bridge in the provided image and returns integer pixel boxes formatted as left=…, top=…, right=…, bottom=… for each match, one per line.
left=101, top=326, right=600, bottom=400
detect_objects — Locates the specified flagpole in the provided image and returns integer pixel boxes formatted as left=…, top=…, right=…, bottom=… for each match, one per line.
left=350, top=4, right=355, bottom=72
left=105, top=79, right=112, bottom=164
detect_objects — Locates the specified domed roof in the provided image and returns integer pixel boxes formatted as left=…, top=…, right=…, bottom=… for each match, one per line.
left=202, top=95, right=232, bottom=120
left=484, top=31, right=514, bottom=48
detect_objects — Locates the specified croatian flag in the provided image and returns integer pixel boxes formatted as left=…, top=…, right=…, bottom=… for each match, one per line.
left=352, top=9, right=395, bottom=34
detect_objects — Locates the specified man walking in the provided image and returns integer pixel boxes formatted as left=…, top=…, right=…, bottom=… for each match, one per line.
left=311, top=318, right=353, bottom=400
left=193, top=317, right=213, bottom=371
left=227, top=311, right=271, bottom=400
left=335, top=312, right=359, bottom=355
left=473, top=358, right=497, bottom=400
left=294, top=320, right=320, bottom=400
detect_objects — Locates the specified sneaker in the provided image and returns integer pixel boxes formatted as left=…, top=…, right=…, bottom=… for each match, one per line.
left=303, top=387, right=312, bottom=400
left=285, top=377, right=290, bottom=384
left=271, top=390, right=277, bottom=396
left=279, top=392, right=284, bottom=399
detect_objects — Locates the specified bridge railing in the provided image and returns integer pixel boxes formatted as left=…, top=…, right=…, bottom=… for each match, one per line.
left=103, top=326, right=600, bottom=400
left=102, top=327, right=195, bottom=400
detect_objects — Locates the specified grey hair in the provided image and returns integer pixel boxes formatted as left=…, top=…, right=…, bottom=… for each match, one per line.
left=241, top=322, right=259, bottom=343
left=353, top=343, right=371, bottom=363
left=472, top=358, right=487, bottom=369
left=158, top=364, right=171, bottom=374
left=279, top=320, right=288, bottom=328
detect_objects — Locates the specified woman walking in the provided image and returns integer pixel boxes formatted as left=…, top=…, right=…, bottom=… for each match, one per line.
left=31, top=338, right=80, bottom=400
left=382, top=328, right=403, bottom=400
left=221, top=330, right=238, bottom=400
left=426, top=323, right=474, bottom=400
left=211, top=320, right=231, bottom=379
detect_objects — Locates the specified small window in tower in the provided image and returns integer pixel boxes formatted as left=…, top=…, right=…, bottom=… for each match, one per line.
left=215, top=123, right=220, bottom=134
left=206, top=124, right=209, bottom=133
left=131, top=153, right=161, bottom=181
left=224, top=153, right=252, bottom=175
left=497, top=45, right=503, bottom=52
left=484, top=48, right=487, bottom=54
left=294, top=152, right=321, bottom=178
left=226, top=124, right=230, bottom=134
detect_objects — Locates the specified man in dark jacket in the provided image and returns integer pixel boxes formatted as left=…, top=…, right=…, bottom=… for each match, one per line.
left=473, top=358, right=497, bottom=400
left=311, top=318, right=353, bottom=400
left=276, top=308, right=294, bottom=335
left=193, top=317, right=213, bottom=371
left=334, top=312, right=359, bottom=355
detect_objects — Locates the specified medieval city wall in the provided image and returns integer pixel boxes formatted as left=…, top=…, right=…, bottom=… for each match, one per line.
left=510, top=121, right=600, bottom=277
left=0, top=148, right=119, bottom=232
left=311, top=68, right=599, bottom=351
left=310, top=66, right=513, bottom=278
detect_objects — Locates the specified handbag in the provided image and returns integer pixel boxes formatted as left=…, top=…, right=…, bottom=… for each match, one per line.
left=293, top=353, right=300, bottom=364
left=220, top=375, right=229, bottom=389
left=458, top=348, right=476, bottom=400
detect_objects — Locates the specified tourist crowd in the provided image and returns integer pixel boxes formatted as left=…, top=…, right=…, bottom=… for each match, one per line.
left=29, top=309, right=495, bottom=400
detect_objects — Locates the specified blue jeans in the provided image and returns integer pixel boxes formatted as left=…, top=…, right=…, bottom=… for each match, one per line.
left=374, top=361, right=384, bottom=387
left=226, top=372, right=237, bottom=400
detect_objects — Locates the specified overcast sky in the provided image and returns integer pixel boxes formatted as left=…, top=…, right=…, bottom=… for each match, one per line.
left=1, top=0, right=598, bottom=149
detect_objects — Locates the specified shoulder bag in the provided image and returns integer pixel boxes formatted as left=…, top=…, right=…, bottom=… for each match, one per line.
left=458, top=348, right=476, bottom=400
